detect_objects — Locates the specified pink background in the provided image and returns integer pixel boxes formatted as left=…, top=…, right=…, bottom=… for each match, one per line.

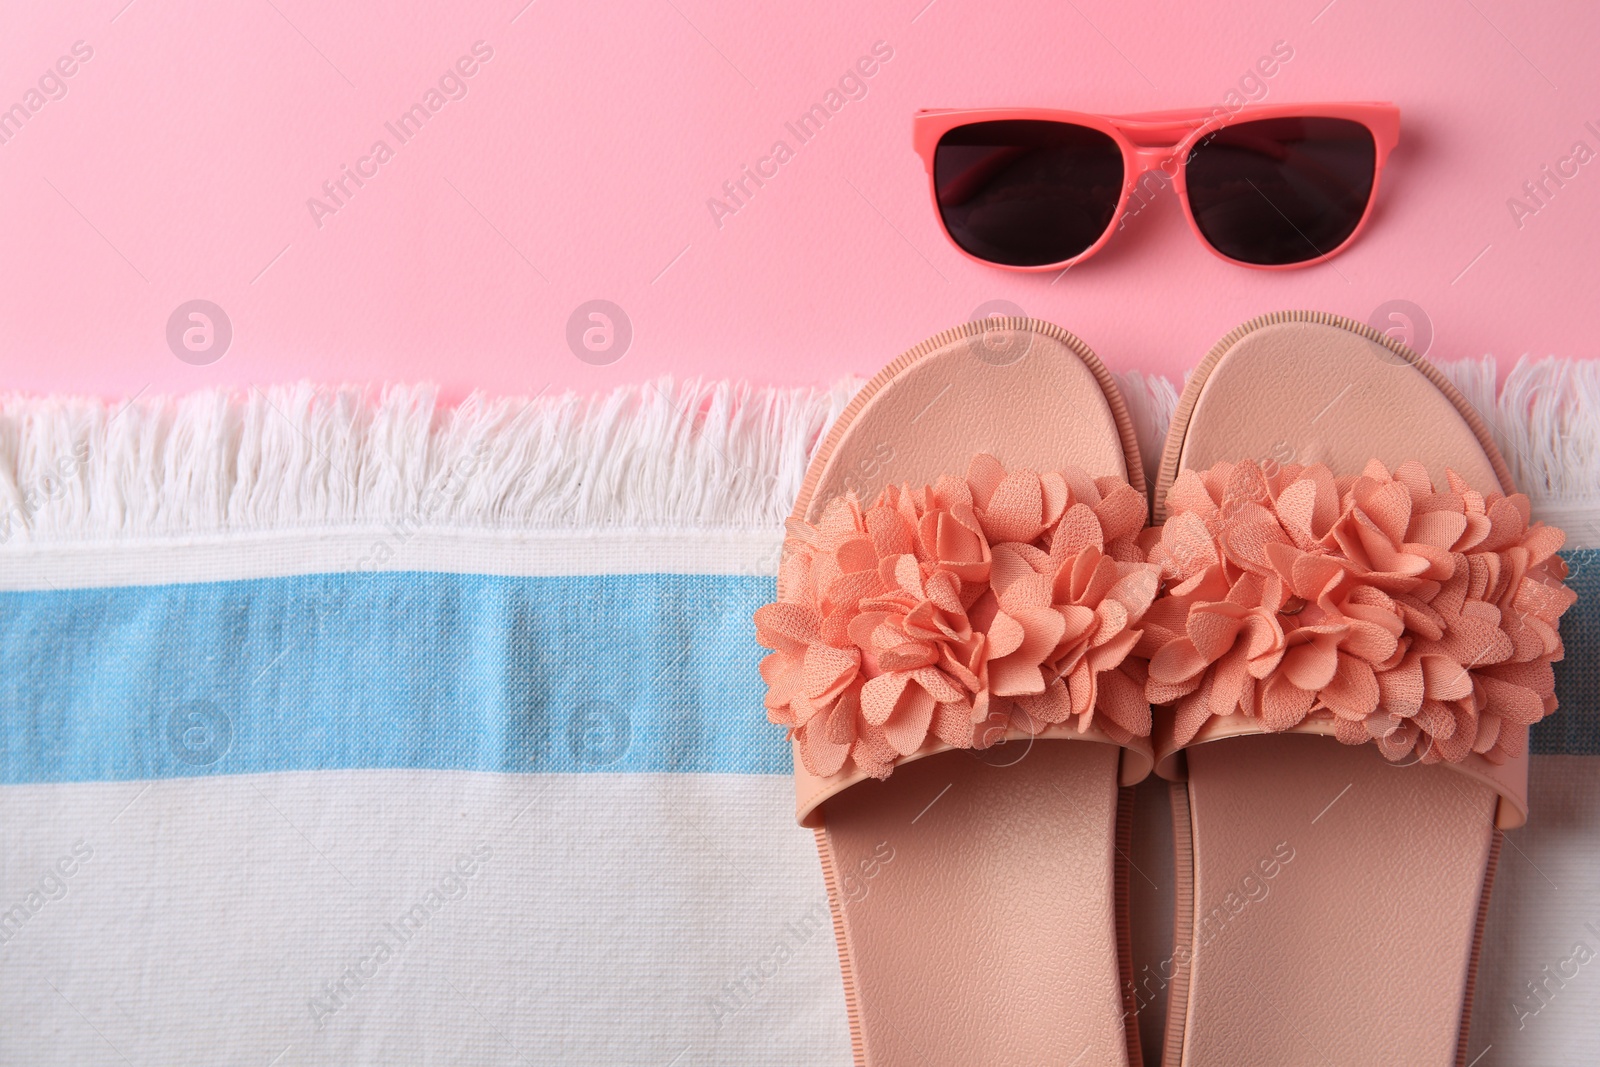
left=1, top=0, right=1596, bottom=402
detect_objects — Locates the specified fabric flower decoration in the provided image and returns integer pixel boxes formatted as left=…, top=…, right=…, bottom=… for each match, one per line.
left=1141, top=459, right=1576, bottom=765
left=755, top=455, right=1160, bottom=779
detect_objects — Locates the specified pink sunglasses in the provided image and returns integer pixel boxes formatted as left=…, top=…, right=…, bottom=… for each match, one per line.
left=913, top=102, right=1400, bottom=271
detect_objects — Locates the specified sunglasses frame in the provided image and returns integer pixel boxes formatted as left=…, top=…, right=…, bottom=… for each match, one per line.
left=913, top=102, right=1400, bottom=272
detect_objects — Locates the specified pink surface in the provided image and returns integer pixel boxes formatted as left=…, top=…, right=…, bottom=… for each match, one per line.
left=0, top=0, right=1596, bottom=402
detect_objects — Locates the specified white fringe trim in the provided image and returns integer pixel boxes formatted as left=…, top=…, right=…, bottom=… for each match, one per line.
left=1435, top=357, right=1600, bottom=547
left=1119, top=369, right=1181, bottom=492
left=0, top=360, right=1594, bottom=548
left=0, top=380, right=856, bottom=544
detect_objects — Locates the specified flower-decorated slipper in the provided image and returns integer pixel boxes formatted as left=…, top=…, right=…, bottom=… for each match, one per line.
left=1145, top=312, right=1577, bottom=1066
left=756, top=318, right=1159, bottom=1066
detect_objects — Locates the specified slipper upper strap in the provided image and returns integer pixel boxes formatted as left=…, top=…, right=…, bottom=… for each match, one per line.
left=753, top=454, right=1161, bottom=827
left=1142, top=457, right=1579, bottom=829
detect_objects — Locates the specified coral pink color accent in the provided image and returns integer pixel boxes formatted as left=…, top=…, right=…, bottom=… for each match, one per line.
left=755, top=454, right=1160, bottom=781
left=1140, top=457, right=1577, bottom=765
left=913, top=102, right=1399, bottom=272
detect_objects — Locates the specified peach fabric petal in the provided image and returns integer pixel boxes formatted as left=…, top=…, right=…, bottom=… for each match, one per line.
left=1146, top=458, right=1576, bottom=767
left=1259, top=674, right=1316, bottom=732
left=1097, top=664, right=1153, bottom=737
left=756, top=454, right=1156, bottom=780
left=799, top=690, right=857, bottom=777
left=1150, top=638, right=1209, bottom=687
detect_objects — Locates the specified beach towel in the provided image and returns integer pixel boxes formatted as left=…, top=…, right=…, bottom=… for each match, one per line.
left=0, top=362, right=1595, bottom=1065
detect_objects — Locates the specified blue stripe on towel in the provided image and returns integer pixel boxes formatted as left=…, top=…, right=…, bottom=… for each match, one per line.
left=0, top=572, right=788, bottom=783
left=1, top=550, right=1595, bottom=784
left=1536, top=547, right=1600, bottom=756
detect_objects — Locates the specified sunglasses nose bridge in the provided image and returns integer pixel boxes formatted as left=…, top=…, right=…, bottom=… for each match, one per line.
left=1130, top=145, right=1182, bottom=178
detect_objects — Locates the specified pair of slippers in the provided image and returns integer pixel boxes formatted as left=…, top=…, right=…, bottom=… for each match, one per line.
left=755, top=312, right=1576, bottom=1066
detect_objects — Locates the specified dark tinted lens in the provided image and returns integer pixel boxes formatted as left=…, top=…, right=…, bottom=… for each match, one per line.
left=933, top=120, right=1124, bottom=267
left=1184, top=117, right=1376, bottom=265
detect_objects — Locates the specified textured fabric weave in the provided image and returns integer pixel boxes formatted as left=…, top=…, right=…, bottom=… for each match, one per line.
left=1535, top=549, right=1600, bottom=755
left=0, top=572, right=783, bottom=782
left=0, top=544, right=1594, bottom=1066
